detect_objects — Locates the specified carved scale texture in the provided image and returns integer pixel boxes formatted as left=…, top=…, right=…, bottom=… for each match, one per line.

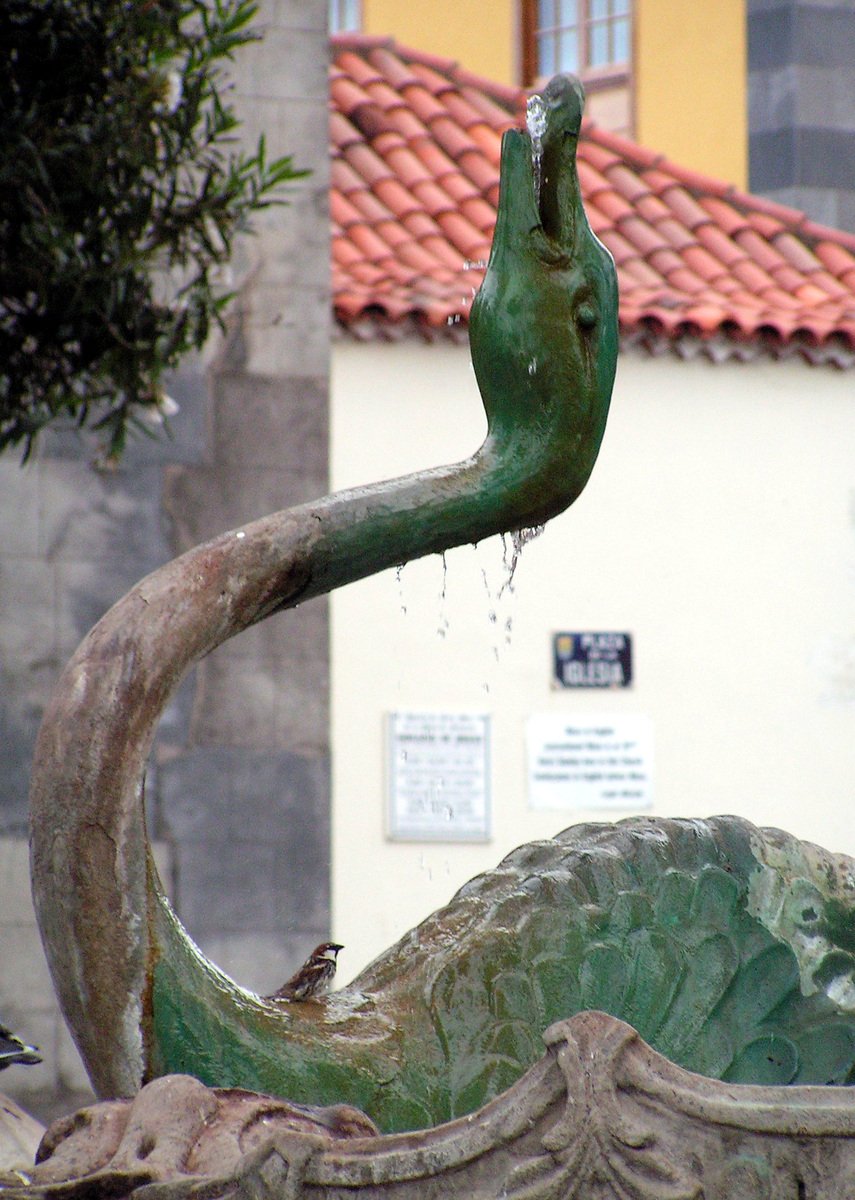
left=347, top=816, right=855, bottom=1127
left=151, top=816, right=855, bottom=1133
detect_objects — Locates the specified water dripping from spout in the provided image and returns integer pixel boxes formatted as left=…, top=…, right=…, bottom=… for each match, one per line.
left=437, top=552, right=449, bottom=638
left=500, top=524, right=545, bottom=597
left=395, top=564, right=407, bottom=615
left=526, top=92, right=548, bottom=204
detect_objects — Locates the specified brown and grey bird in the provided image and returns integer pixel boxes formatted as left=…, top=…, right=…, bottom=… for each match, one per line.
left=0, top=1023, right=41, bottom=1070
left=264, top=942, right=344, bottom=1002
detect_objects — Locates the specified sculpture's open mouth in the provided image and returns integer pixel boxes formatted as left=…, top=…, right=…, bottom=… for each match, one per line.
left=522, top=74, right=586, bottom=246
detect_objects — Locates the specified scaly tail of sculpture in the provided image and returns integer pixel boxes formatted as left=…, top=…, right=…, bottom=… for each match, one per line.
left=29, top=74, right=618, bottom=1115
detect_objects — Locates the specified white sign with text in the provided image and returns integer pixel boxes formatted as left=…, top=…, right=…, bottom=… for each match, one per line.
left=387, top=711, right=490, bottom=841
left=527, top=714, right=653, bottom=811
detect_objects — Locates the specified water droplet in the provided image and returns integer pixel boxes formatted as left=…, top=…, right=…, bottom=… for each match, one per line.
left=481, top=567, right=493, bottom=601
left=395, top=564, right=407, bottom=615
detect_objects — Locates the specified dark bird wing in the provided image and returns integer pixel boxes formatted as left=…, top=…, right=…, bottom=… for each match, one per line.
left=274, top=957, right=334, bottom=1001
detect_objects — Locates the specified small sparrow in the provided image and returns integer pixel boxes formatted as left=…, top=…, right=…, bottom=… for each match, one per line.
left=264, top=942, right=344, bottom=1002
left=0, top=1023, right=42, bottom=1070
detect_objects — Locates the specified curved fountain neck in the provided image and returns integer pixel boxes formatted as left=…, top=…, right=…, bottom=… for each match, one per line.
left=29, top=72, right=620, bottom=1101
left=28, top=420, right=573, bottom=1098
left=285, top=427, right=571, bottom=610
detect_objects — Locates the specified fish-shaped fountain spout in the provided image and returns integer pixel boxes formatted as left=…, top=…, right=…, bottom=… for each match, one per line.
left=29, top=74, right=619, bottom=1129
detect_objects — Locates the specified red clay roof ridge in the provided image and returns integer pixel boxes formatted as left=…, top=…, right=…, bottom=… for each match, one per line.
left=329, top=34, right=855, bottom=361
left=332, top=31, right=524, bottom=113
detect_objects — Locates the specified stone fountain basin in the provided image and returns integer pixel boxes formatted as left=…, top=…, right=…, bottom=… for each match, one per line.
left=11, top=816, right=855, bottom=1198
left=9, top=1007, right=855, bottom=1198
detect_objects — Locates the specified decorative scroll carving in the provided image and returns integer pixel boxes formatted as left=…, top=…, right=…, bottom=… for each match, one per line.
left=9, top=1010, right=855, bottom=1198
left=503, top=1019, right=702, bottom=1199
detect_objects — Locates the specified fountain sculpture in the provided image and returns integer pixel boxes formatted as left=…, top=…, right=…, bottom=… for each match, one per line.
left=14, top=75, right=855, bottom=1198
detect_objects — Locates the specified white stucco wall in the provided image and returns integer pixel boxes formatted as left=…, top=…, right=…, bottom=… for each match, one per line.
left=330, top=340, right=855, bottom=984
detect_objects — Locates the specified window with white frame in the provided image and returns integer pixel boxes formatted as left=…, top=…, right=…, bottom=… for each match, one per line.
left=524, top=0, right=631, bottom=83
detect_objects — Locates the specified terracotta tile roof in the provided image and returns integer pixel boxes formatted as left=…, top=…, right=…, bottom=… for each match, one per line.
left=331, top=34, right=855, bottom=366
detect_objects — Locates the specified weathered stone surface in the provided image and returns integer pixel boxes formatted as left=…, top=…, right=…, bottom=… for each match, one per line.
left=0, top=1093, right=44, bottom=1175
left=9, top=1014, right=855, bottom=1199
left=210, top=373, right=328, bottom=472
left=4, top=1073, right=376, bottom=1194
left=748, top=0, right=855, bottom=232
left=156, top=745, right=330, bottom=962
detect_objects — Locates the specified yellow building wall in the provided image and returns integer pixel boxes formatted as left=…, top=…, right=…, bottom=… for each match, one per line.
left=362, top=0, right=516, bottom=84
left=634, top=0, right=747, bottom=188
left=361, top=1, right=747, bottom=190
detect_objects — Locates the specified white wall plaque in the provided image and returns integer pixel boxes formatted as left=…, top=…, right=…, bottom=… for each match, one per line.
left=527, top=714, right=653, bottom=811
left=387, top=712, right=490, bottom=841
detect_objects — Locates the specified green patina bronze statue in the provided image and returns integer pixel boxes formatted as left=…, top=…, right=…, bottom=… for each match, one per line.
left=27, top=72, right=855, bottom=1167
left=28, top=73, right=619, bottom=1124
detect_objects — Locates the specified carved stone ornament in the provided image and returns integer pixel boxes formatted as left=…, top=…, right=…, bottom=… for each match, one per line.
left=5, top=1009, right=855, bottom=1198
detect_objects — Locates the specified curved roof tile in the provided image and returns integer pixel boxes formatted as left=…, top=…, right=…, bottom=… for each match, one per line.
left=331, top=34, right=855, bottom=366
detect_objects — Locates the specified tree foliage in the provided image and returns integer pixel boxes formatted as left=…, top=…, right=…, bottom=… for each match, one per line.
left=1, top=0, right=306, bottom=459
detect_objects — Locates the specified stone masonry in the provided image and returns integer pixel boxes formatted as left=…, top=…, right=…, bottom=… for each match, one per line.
left=749, top=0, right=855, bottom=233
left=0, top=0, right=331, bottom=1121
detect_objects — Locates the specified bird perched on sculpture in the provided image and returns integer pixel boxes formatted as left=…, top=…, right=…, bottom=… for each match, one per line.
left=264, top=943, right=344, bottom=1002
left=0, top=1023, right=41, bottom=1070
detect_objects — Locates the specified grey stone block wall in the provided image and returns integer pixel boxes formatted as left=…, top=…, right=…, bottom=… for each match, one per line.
left=0, top=0, right=331, bottom=1119
left=748, top=0, right=855, bottom=232
left=153, top=748, right=330, bottom=993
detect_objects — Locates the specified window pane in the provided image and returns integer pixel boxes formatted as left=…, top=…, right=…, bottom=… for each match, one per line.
left=559, top=0, right=578, bottom=25
left=589, top=21, right=609, bottom=66
left=557, top=28, right=579, bottom=72
left=612, top=15, right=630, bottom=62
left=539, top=0, right=554, bottom=28
left=537, top=31, right=555, bottom=75
left=329, top=0, right=360, bottom=33
left=590, top=0, right=608, bottom=18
